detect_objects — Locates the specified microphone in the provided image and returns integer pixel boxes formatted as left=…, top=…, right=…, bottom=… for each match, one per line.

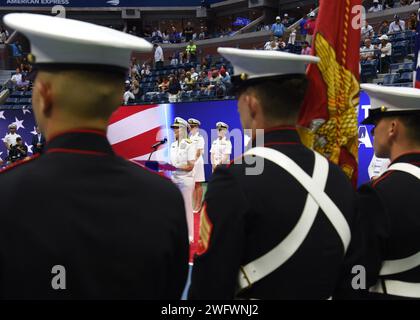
left=151, top=138, right=167, bottom=149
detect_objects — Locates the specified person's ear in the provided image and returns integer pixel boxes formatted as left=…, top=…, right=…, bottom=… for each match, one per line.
left=388, top=119, right=398, bottom=139
left=36, top=79, right=53, bottom=118
left=247, top=93, right=261, bottom=121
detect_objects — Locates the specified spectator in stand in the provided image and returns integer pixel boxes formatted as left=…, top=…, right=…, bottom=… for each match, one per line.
left=264, top=35, right=276, bottom=50
left=129, top=26, right=138, bottom=36
left=378, top=20, right=390, bottom=36
left=154, top=43, right=164, bottom=70
left=407, top=12, right=418, bottom=31
left=186, top=40, right=197, bottom=63
left=197, top=71, right=210, bottom=92
left=361, top=20, right=374, bottom=41
left=369, top=0, right=383, bottom=12
left=304, top=12, right=316, bottom=46
left=185, top=71, right=196, bottom=91
left=265, top=38, right=278, bottom=50
left=0, top=25, right=9, bottom=43
left=282, top=13, right=291, bottom=27
left=206, top=70, right=221, bottom=95
left=168, top=75, right=181, bottom=102
left=360, top=38, right=376, bottom=62
left=123, top=83, right=135, bottom=105
left=32, top=126, right=46, bottom=155
left=11, top=67, right=22, bottom=85
left=376, top=34, right=392, bottom=73
left=141, top=64, right=152, bottom=77
left=184, top=22, right=194, bottom=42
left=179, top=74, right=187, bottom=91
left=301, top=41, right=311, bottom=55
left=384, top=0, right=395, bottom=8
left=170, top=53, right=179, bottom=66
left=190, top=67, right=199, bottom=81
left=16, top=73, right=30, bottom=91
left=170, top=26, right=182, bottom=44
left=131, top=79, right=142, bottom=100
left=219, top=69, right=231, bottom=90
left=389, top=15, right=406, bottom=33
left=198, top=26, right=206, bottom=40
left=162, top=29, right=170, bottom=44
left=158, top=77, right=169, bottom=93
left=8, top=137, right=27, bottom=163
left=277, top=36, right=287, bottom=51
left=151, top=27, right=163, bottom=43
left=288, top=28, right=297, bottom=46
left=299, top=14, right=308, bottom=40
left=271, top=16, right=286, bottom=38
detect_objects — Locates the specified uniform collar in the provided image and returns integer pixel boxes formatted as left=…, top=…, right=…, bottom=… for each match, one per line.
left=252, top=126, right=301, bottom=147
left=391, top=151, right=420, bottom=167
left=45, top=129, right=114, bottom=156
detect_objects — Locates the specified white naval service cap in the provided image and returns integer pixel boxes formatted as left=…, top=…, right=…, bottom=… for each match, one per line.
left=171, top=117, right=190, bottom=129
left=3, top=13, right=153, bottom=74
left=216, top=122, right=229, bottom=130
left=217, top=48, right=319, bottom=94
left=188, top=118, right=201, bottom=126
left=361, top=84, right=420, bottom=125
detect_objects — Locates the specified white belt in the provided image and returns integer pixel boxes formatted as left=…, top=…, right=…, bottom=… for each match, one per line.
left=371, top=163, right=420, bottom=298
left=237, top=147, right=351, bottom=291
left=380, top=252, right=420, bottom=276
left=369, top=280, right=420, bottom=298
left=385, top=163, right=420, bottom=179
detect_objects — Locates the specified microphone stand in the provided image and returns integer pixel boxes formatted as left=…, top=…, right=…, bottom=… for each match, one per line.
left=148, top=146, right=158, bottom=161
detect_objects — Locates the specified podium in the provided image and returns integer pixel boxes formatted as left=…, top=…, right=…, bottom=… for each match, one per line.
left=134, top=160, right=176, bottom=176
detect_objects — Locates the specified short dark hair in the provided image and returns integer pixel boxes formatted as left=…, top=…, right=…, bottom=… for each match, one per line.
left=244, top=75, right=308, bottom=121
left=16, top=137, right=22, bottom=142
left=398, top=114, right=420, bottom=143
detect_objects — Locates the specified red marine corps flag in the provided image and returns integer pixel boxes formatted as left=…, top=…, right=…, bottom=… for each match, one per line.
left=298, top=0, right=361, bottom=187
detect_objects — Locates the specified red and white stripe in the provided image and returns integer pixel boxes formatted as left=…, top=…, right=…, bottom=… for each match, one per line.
left=107, top=104, right=168, bottom=161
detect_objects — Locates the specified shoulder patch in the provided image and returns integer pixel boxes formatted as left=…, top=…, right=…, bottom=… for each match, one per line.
left=0, top=154, right=40, bottom=174
left=197, top=202, right=213, bottom=256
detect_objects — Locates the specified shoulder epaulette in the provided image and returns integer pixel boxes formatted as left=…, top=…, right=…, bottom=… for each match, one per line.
left=0, top=154, right=40, bottom=174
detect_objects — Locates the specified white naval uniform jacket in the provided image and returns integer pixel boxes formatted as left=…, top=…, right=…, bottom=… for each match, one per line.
left=210, top=137, right=232, bottom=165
left=170, top=138, right=196, bottom=184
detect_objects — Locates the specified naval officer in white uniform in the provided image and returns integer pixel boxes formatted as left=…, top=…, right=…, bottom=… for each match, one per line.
left=210, top=122, right=232, bottom=171
left=170, top=117, right=196, bottom=243
left=188, top=118, right=206, bottom=213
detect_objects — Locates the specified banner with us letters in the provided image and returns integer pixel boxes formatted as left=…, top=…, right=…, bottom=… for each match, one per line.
left=358, top=91, right=374, bottom=187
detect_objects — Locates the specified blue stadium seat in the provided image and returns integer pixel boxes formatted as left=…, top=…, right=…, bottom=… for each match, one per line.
left=10, top=91, right=24, bottom=98
left=5, top=97, right=19, bottom=105
left=392, top=41, right=408, bottom=60
left=398, top=62, right=415, bottom=73
left=19, top=98, right=32, bottom=104
left=396, top=72, right=413, bottom=83
left=391, top=32, right=405, bottom=42
left=383, top=73, right=400, bottom=85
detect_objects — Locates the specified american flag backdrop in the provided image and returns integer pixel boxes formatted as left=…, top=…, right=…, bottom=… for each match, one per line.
left=0, top=107, right=37, bottom=166
left=107, top=104, right=171, bottom=162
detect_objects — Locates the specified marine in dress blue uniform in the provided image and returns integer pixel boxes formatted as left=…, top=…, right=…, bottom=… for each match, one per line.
left=189, top=48, right=363, bottom=300
left=0, top=13, right=189, bottom=299
left=358, top=84, right=420, bottom=300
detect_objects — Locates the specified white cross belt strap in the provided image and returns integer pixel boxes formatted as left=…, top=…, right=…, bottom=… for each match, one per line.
left=237, top=147, right=351, bottom=291
left=369, top=280, right=420, bottom=298
left=385, top=163, right=420, bottom=179
left=369, top=163, right=420, bottom=298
